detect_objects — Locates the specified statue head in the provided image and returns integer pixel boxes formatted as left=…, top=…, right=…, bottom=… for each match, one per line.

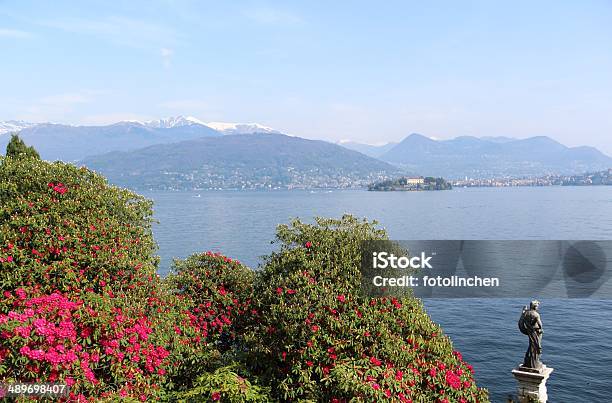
left=530, top=300, right=540, bottom=310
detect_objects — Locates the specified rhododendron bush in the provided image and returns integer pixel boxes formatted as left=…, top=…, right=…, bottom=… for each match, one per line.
left=242, top=216, right=489, bottom=402
left=0, top=156, right=197, bottom=400
left=164, top=252, right=258, bottom=393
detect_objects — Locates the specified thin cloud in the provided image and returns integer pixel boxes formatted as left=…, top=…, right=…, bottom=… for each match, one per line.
left=160, top=99, right=209, bottom=111
left=0, top=28, right=33, bottom=38
left=39, top=93, right=93, bottom=105
left=38, top=16, right=181, bottom=50
left=15, top=91, right=99, bottom=122
left=242, top=7, right=303, bottom=26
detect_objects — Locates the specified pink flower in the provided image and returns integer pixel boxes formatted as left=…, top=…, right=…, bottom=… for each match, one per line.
left=336, top=294, right=346, bottom=302
left=15, top=326, right=31, bottom=338
left=211, top=392, right=221, bottom=401
left=15, top=288, right=26, bottom=300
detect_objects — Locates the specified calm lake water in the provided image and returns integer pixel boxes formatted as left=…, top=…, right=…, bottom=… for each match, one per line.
left=142, top=186, right=612, bottom=402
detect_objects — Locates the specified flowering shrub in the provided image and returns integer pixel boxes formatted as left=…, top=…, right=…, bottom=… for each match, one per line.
left=243, top=216, right=489, bottom=402
left=0, top=156, right=184, bottom=400
left=164, top=252, right=267, bottom=399
left=167, top=252, right=254, bottom=348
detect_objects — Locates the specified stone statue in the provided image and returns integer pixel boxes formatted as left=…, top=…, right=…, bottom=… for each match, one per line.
left=518, top=300, right=543, bottom=370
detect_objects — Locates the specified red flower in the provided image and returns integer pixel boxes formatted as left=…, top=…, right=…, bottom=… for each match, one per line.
left=276, top=287, right=283, bottom=295
left=211, top=391, right=221, bottom=401
left=369, top=356, right=381, bottom=366
left=311, top=325, right=319, bottom=332
left=306, top=360, right=313, bottom=367
left=305, top=241, right=312, bottom=248
left=429, top=367, right=437, bottom=377
left=286, top=289, right=296, bottom=295
left=445, top=370, right=461, bottom=389
left=336, top=294, right=346, bottom=303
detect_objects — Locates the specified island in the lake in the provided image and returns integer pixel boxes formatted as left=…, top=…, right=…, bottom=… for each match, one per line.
left=368, top=176, right=452, bottom=191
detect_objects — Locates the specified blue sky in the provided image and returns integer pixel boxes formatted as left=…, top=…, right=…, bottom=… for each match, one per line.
left=1, top=0, right=612, bottom=153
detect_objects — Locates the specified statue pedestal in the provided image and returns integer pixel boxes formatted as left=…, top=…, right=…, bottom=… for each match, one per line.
left=511, top=365, right=553, bottom=403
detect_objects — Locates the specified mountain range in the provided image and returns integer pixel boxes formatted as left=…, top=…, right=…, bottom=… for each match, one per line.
left=82, top=133, right=401, bottom=190
left=375, top=133, right=612, bottom=178
left=0, top=116, right=279, bottom=161
left=1, top=117, right=610, bottom=186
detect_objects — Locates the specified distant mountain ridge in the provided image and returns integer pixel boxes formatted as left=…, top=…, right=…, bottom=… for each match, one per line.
left=372, top=133, right=612, bottom=178
left=0, top=116, right=282, bottom=161
left=82, top=133, right=402, bottom=190
left=337, top=141, right=398, bottom=158
left=0, top=120, right=38, bottom=135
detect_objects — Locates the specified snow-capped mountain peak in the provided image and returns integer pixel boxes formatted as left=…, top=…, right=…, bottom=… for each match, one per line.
left=0, top=120, right=38, bottom=135
left=0, top=116, right=283, bottom=136
left=142, top=116, right=207, bottom=129
left=205, top=122, right=280, bottom=135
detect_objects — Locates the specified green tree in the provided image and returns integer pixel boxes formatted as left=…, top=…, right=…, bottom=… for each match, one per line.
left=5, top=133, right=40, bottom=159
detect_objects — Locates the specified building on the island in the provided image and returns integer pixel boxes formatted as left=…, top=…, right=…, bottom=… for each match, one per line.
left=406, top=176, right=424, bottom=185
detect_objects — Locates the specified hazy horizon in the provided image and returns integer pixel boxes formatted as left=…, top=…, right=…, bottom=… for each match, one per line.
left=2, top=1, right=612, bottom=154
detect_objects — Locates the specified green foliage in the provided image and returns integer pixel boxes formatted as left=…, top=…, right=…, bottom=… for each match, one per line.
left=242, top=215, right=489, bottom=402
left=5, top=134, right=40, bottom=159
left=171, top=365, right=271, bottom=402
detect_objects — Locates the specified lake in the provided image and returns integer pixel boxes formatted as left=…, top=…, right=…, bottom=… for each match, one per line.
left=142, top=186, right=612, bottom=402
